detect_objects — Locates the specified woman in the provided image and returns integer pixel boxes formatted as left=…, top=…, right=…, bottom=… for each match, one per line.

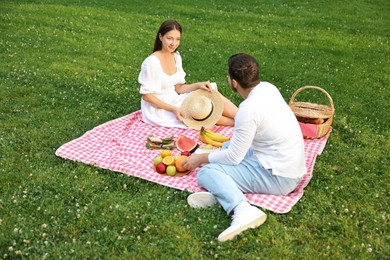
left=138, top=20, right=237, bottom=128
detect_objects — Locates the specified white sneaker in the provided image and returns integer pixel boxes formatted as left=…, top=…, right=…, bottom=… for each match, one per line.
left=218, top=206, right=267, bottom=242
left=187, top=192, right=218, bottom=208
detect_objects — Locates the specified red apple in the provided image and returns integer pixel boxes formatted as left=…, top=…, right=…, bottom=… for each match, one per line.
left=155, top=162, right=166, bottom=174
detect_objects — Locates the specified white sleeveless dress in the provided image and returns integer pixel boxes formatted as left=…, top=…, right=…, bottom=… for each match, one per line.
left=138, top=52, right=189, bottom=128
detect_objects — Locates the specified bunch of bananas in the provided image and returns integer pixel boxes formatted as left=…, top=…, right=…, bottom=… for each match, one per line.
left=198, top=127, right=230, bottom=147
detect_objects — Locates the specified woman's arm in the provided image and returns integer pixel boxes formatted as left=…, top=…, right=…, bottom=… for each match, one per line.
left=175, top=81, right=212, bottom=94
left=142, top=93, right=183, bottom=120
left=142, top=93, right=177, bottom=111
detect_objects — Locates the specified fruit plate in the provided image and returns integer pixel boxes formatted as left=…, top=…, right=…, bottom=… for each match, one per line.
left=153, top=166, right=191, bottom=178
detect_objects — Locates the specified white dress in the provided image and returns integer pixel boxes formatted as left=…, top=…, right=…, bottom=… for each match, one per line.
left=138, top=52, right=189, bottom=128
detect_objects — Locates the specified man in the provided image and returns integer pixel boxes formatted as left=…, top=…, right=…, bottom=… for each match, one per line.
left=183, top=53, right=306, bottom=242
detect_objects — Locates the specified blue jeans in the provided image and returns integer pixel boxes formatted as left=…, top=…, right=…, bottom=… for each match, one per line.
left=196, top=142, right=302, bottom=215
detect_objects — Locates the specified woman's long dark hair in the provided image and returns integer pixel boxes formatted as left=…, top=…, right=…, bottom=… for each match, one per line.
left=153, top=20, right=182, bottom=52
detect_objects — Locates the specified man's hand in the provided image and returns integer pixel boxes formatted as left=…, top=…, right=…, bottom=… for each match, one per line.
left=182, top=153, right=209, bottom=170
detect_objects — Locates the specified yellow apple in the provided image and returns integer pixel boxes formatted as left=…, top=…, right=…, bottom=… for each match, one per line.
left=166, top=165, right=177, bottom=176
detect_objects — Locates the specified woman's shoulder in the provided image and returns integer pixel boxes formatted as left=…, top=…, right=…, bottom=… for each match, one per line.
left=141, top=54, right=161, bottom=70
left=143, top=54, right=160, bottom=63
left=173, top=51, right=183, bottom=67
left=174, top=51, right=182, bottom=60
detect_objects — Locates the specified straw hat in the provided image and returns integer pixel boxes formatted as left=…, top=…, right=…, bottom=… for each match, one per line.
left=181, top=89, right=223, bottom=130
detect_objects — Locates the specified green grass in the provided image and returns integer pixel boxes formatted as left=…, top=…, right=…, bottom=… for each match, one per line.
left=1, top=0, right=389, bottom=258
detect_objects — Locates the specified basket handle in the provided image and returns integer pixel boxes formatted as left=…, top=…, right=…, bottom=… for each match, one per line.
left=289, top=86, right=334, bottom=111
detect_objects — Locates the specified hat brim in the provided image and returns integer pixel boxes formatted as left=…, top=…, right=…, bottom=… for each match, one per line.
left=181, top=89, right=224, bottom=130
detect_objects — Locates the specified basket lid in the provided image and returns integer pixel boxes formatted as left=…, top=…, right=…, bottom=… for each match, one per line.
left=289, top=86, right=335, bottom=119
left=290, top=102, right=334, bottom=119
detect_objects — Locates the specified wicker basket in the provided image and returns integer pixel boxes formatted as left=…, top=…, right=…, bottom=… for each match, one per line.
left=289, top=86, right=335, bottom=139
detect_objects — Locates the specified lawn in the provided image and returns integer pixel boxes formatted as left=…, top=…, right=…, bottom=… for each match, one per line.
left=0, top=0, right=389, bottom=258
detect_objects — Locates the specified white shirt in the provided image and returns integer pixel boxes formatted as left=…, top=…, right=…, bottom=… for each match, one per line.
left=209, top=82, right=306, bottom=178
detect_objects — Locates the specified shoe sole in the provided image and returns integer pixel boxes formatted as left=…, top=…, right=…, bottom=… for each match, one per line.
left=218, top=214, right=267, bottom=242
left=187, top=192, right=217, bottom=208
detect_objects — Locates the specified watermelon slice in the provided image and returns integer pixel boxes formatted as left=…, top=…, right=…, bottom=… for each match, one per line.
left=175, top=134, right=199, bottom=153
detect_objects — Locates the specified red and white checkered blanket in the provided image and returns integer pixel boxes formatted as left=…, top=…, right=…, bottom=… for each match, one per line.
left=56, top=110, right=331, bottom=214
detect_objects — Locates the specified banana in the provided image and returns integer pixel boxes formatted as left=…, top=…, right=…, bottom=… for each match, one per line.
left=203, top=129, right=230, bottom=142
left=200, top=126, right=230, bottom=144
left=199, top=130, right=223, bottom=147
left=201, top=144, right=213, bottom=149
left=198, top=131, right=208, bottom=144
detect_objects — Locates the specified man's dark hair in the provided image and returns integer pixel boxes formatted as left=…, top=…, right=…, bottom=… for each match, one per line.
left=153, top=20, right=182, bottom=52
left=228, top=54, right=260, bottom=89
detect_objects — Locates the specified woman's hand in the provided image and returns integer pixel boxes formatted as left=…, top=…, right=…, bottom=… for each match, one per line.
left=182, top=153, right=209, bottom=170
left=197, top=81, right=213, bottom=92
left=143, top=94, right=184, bottom=120
left=173, top=107, right=184, bottom=122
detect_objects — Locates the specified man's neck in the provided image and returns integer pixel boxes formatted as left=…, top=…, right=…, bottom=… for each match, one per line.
left=238, top=82, right=260, bottom=99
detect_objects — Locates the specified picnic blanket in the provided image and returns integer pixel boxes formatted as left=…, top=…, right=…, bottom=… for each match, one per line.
left=56, top=110, right=331, bottom=214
